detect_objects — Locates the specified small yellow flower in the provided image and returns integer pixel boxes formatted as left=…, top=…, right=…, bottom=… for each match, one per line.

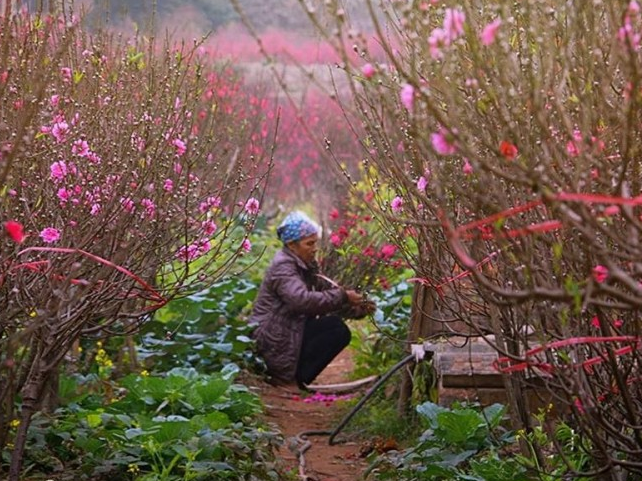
left=29, top=310, right=37, bottom=317
left=9, top=419, right=20, bottom=428
left=127, top=463, right=140, bottom=474
left=96, top=341, right=103, bottom=348
left=140, top=370, right=149, bottom=377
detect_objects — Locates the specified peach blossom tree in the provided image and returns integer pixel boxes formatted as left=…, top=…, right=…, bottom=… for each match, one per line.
left=0, top=5, right=273, bottom=479
left=300, top=0, right=642, bottom=475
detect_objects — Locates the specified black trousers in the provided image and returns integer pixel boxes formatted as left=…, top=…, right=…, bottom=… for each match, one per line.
left=295, top=315, right=351, bottom=386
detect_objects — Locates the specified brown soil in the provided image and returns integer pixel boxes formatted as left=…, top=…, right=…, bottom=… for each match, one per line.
left=252, top=349, right=370, bottom=481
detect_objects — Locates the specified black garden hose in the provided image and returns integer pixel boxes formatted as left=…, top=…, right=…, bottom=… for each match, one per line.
left=292, top=351, right=429, bottom=478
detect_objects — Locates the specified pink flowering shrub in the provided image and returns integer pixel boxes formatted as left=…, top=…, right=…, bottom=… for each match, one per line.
left=318, top=178, right=407, bottom=294
left=0, top=6, right=272, bottom=478
left=302, top=0, right=642, bottom=475
left=259, top=91, right=361, bottom=212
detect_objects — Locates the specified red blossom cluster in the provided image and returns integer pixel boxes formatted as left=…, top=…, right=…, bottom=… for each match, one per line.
left=319, top=194, right=406, bottom=292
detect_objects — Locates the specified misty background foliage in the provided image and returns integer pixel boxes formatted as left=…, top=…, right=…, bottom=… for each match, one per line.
left=60, top=0, right=374, bottom=35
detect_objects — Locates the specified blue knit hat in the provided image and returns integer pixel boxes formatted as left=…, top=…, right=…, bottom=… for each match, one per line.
left=277, top=211, right=321, bottom=244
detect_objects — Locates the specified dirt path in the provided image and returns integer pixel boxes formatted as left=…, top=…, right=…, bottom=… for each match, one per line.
left=255, top=349, right=370, bottom=480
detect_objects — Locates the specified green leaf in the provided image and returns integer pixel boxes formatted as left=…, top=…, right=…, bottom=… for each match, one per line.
left=434, top=410, right=487, bottom=448
left=191, top=411, right=231, bottom=430
left=416, top=401, right=448, bottom=428
left=195, top=378, right=230, bottom=406
left=203, top=341, right=233, bottom=353
left=152, top=420, right=195, bottom=443
left=86, top=413, right=102, bottom=428
left=124, top=427, right=159, bottom=439
left=74, top=436, right=104, bottom=454
left=482, top=404, right=506, bottom=428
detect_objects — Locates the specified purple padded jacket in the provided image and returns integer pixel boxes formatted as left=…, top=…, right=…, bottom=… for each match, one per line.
left=249, top=248, right=348, bottom=383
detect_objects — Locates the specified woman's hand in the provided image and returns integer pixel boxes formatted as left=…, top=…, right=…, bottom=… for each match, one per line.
left=344, top=290, right=377, bottom=318
left=361, top=299, right=377, bottom=314
left=345, top=289, right=365, bottom=306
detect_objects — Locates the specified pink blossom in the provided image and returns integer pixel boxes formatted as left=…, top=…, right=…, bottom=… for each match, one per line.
left=428, top=28, right=448, bottom=59
left=50, top=95, right=60, bottom=107
left=172, top=138, right=187, bottom=156
left=90, top=203, right=101, bottom=216
left=574, top=398, right=585, bottom=414
left=329, top=208, right=340, bottom=220
left=380, top=244, right=397, bottom=259
left=592, top=265, right=609, bottom=283
left=51, top=121, right=69, bottom=143
left=50, top=161, right=68, bottom=181
left=431, top=128, right=457, bottom=155
left=86, top=151, right=101, bottom=164
left=196, top=238, right=211, bottom=255
left=481, top=18, right=502, bottom=46
left=201, top=220, right=217, bottom=235
left=57, top=187, right=71, bottom=204
left=61, top=67, right=72, bottom=82
left=566, top=131, right=582, bottom=157
left=141, top=198, right=156, bottom=218
left=120, top=197, right=135, bottom=213
left=443, top=8, right=466, bottom=42
left=72, top=139, right=90, bottom=157
left=175, top=240, right=210, bottom=262
left=40, top=227, right=61, bottom=243
left=391, top=196, right=403, bottom=213
left=297, top=391, right=355, bottom=404
left=417, top=176, right=428, bottom=192
left=330, top=233, right=342, bottom=247
left=362, top=246, right=376, bottom=257
left=244, top=197, right=260, bottom=215
left=163, top=179, right=174, bottom=192
left=241, top=238, right=252, bottom=252
left=361, top=63, right=376, bottom=78
left=131, top=133, right=146, bottom=152
left=174, top=163, right=183, bottom=175
left=603, top=205, right=620, bottom=216
left=629, top=0, right=640, bottom=14
left=591, top=316, right=601, bottom=328
left=199, top=196, right=221, bottom=213
left=400, top=83, right=414, bottom=111
left=618, top=17, right=641, bottom=49
left=463, top=159, right=473, bottom=175
left=591, top=136, right=605, bottom=153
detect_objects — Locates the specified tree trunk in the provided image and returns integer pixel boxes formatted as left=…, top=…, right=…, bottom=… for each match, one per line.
left=487, top=304, right=542, bottom=462
left=9, top=365, right=48, bottom=481
left=397, top=283, right=436, bottom=416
